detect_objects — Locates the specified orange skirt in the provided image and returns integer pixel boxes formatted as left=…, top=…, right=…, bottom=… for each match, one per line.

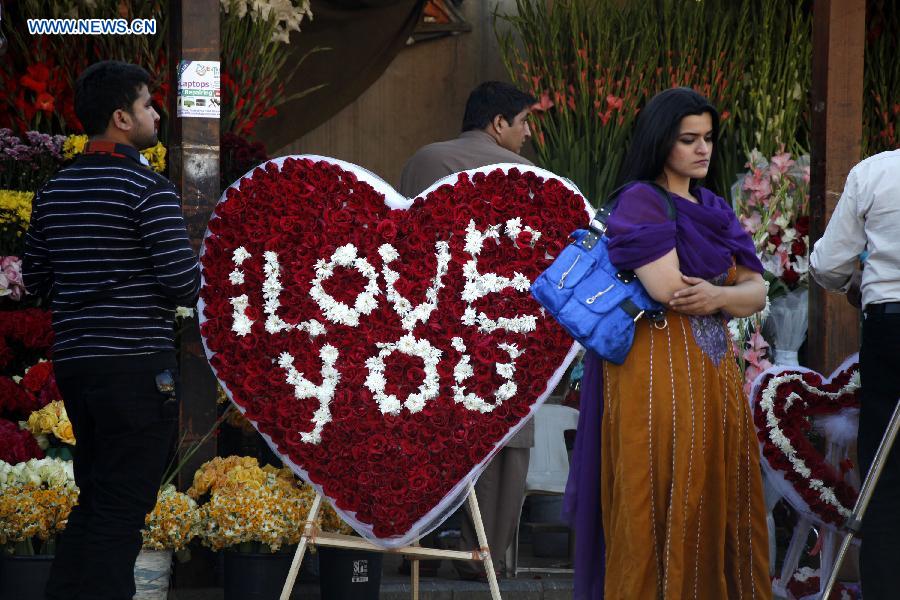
left=601, top=312, right=771, bottom=599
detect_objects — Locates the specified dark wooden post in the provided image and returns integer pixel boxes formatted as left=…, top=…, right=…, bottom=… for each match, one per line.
left=169, top=0, right=220, bottom=488
left=808, top=0, right=865, bottom=374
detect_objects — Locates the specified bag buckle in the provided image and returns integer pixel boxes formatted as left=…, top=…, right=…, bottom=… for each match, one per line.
left=616, top=270, right=636, bottom=284
left=647, top=311, right=668, bottom=329
left=580, top=231, right=600, bottom=250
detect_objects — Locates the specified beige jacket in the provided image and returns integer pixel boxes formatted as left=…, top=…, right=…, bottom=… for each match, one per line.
left=398, top=129, right=535, bottom=448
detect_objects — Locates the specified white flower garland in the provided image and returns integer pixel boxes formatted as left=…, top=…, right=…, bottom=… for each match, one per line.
left=278, top=344, right=341, bottom=445
left=229, top=247, right=255, bottom=336
left=309, top=244, right=380, bottom=327
left=460, top=220, right=539, bottom=335
left=759, top=372, right=860, bottom=519
left=379, top=241, right=451, bottom=331
left=503, top=217, right=542, bottom=246
left=230, top=294, right=253, bottom=337
left=364, top=334, right=442, bottom=415
left=450, top=337, right=523, bottom=412
left=263, top=251, right=326, bottom=337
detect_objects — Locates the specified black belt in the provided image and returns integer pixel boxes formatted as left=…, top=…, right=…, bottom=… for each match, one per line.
left=865, top=302, right=900, bottom=315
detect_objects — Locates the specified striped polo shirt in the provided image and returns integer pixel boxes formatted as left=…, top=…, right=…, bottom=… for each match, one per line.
left=22, top=141, right=200, bottom=372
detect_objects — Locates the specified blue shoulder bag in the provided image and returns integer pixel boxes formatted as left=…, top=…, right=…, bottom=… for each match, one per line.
left=530, top=182, right=673, bottom=364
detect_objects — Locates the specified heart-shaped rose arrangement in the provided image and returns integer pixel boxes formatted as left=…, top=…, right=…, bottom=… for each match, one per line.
left=750, top=355, right=861, bottom=526
left=199, top=156, right=589, bottom=546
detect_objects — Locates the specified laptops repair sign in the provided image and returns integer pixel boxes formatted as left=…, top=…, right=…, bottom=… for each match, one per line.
left=177, top=60, right=220, bottom=118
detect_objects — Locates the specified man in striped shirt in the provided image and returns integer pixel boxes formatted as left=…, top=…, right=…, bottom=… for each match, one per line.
left=23, top=60, right=200, bottom=600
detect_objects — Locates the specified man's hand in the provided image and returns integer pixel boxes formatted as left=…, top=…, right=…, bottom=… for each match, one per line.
left=669, top=275, right=723, bottom=316
left=846, top=268, right=862, bottom=309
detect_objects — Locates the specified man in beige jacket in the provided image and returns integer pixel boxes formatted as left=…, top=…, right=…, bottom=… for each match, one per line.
left=399, top=81, right=536, bottom=580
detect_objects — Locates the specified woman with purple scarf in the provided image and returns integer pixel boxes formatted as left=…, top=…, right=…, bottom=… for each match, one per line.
left=563, top=88, right=771, bottom=599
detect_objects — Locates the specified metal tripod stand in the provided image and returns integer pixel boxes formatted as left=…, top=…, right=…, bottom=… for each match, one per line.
left=821, top=398, right=900, bottom=598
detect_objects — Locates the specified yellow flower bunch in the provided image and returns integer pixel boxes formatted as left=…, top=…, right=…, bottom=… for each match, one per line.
left=188, top=456, right=353, bottom=550
left=62, top=135, right=88, bottom=160
left=63, top=134, right=166, bottom=173
left=0, top=484, right=79, bottom=544
left=26, top=401, right=76, bottom=446
left=319, top=503, right=354, bottom=536
left=0, top=190, right=34, bottom=229
left=187, top=455, right=265, bottom=499
left=197, top=469, right=317, bottom=551
left=224, top=407, right=257, bottom=434
left=141, top=142, right=167, bottom=173
left=142, top=484, right=201, bottom=551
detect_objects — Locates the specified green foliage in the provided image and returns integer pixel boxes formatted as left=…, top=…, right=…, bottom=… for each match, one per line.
left=496, top=0, right=811, bottom=205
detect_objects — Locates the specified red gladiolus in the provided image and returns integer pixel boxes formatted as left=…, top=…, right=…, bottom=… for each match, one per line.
left=606, top=94, right=624, bottom=111
left=35, top=92, right=55, bottom=112
left=20, top=63, right=51, bottom=93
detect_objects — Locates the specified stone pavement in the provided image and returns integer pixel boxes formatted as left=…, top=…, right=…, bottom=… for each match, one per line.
left=165, top=542, right=574, bottom=600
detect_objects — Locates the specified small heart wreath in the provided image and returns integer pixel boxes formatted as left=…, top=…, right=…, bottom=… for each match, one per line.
left=750, top=355, right=860, bottom=526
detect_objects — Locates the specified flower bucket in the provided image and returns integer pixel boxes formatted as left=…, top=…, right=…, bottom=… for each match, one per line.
left=0, top=553, right=54, bottom=600
left=223, top=549, right=294, bottom=600
left=318, top=547, right=383, bottom=600
left=134, top=549, right=173, bottom=600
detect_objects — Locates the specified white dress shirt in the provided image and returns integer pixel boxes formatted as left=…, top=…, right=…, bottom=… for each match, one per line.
left=810, top=149, right=900, bottom=308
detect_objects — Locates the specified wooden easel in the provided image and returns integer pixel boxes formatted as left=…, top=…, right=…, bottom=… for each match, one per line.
left=279, top=481, right=502, bottom=600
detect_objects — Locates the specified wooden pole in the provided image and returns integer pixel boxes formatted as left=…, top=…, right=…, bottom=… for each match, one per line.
left=280, top=493, right=323, bottom=600
left=167, top=0, right=220, bottom=588
left=168, top=0, right=220, bottom=489
left=808, top=0, right=865, bottom=373
left=467, top=481, right=502, bottom=599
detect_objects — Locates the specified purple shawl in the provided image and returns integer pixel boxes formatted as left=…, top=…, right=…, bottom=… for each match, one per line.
left=561, top=351, right=605, bottom=600
left=606, top=182, right=763, bottom=277
left=561, top=184, right=762, bottom=599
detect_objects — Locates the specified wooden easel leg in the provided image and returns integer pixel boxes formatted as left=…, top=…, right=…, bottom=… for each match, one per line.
left=467, top=481, right=502, bottom=600
left=411, top=540, right=420, bottom=600
left=280, top=493, right=323, bottom=600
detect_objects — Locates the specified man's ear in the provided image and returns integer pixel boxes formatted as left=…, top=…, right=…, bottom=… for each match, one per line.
left=491, top=114, right=505, bottom=134
left=112, top=108, right=132, bottom=132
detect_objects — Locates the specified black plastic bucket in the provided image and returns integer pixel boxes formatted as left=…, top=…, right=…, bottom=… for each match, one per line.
left=223, top=549, right=294, bottom=600
left=0, top=554, right=54, bottom=600
left=318, top=547, right=383, bottom=600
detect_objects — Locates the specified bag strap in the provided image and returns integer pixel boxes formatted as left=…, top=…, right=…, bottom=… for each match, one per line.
left=580, top=181, right=675, bottom=250
left=588, top=180, right=675, bottom=234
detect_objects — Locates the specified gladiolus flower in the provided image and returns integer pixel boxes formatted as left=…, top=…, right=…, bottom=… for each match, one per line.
left=532, top=92, right=553, bottom=113
left=606, top=94, right=624, bottom=111
left=35, top=93, right=55, bottom=112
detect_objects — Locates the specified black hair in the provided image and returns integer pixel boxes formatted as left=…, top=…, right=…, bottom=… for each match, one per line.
left=461, top=81, right=536, bottom=132
left=74, top=60, right=152, bottom=136
left=616, top=87, right=721, bottom=192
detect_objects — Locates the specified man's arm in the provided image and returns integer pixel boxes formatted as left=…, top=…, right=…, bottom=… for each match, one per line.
left=810, top=168, right=866, bottom=292
left=135, top=183, right=200, bottom=306
left=22, top=192, right=54, bottom=299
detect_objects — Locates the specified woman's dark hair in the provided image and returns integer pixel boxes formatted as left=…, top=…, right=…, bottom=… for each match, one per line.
left=616, top=87, right=721, bottom=192
left=461, top=81, right=536, bottom=132
left=75, top=60, right=152, bottom=136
